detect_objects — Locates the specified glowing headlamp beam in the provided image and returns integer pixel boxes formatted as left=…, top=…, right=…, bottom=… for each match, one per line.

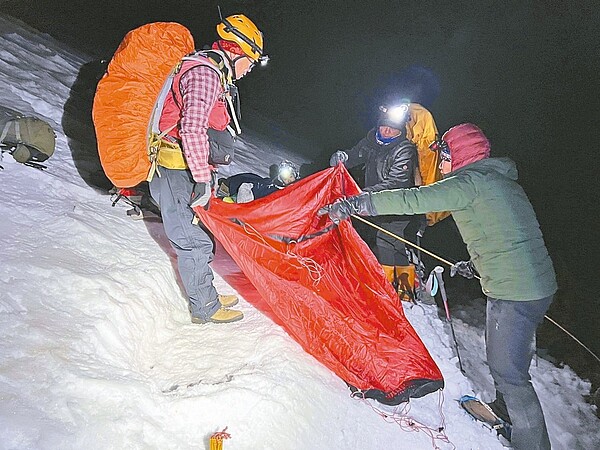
left=387, top=105, right=409, bottom=122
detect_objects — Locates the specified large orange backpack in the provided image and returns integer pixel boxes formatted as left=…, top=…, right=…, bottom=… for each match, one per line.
left=92, top=22, right=195, bottom=188
left=406, top=103, right=450, bottom=226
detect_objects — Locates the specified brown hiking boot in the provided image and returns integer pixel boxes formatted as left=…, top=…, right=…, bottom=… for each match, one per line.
left=192, top=307, right=243, bottom=324
left=382, top=264, right=416, bottom=302
left=218, top=294, right=239, bottom=308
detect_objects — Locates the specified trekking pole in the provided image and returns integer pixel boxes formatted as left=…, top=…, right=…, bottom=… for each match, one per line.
left=413, top=220, right=428, bottom=299
left=415, top=219, right=427, bottom=267
left=432, top=266, right=465, bottom=373
left=350, top=214, right=600, bottom=366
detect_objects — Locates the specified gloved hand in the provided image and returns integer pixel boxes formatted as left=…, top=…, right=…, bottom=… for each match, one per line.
left=317, top=192, right=377, bottom=224
left=190, top=181, right=211, bottom=208
left=450, top=260, right=476, bottom=279
left=329, top=150, right=348, bottom=167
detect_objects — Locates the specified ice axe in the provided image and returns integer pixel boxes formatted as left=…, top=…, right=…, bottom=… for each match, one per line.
left=430, top=266, right=465, bottom=373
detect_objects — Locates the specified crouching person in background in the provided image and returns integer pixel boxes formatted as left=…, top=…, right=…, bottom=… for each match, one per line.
left=217, top=160, right=299, bottom=203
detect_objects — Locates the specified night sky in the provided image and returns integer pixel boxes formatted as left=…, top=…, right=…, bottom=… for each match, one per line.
left=3, top=1, right=599, bottom=359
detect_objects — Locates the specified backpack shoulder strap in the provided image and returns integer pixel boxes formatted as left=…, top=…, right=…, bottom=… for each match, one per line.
left=181, top=50, right=233, bottom=89
left=179, top=50, right=241, bottom=134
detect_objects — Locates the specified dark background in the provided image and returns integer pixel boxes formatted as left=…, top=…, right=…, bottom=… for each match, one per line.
left=3, top=0, right=599, bottom=384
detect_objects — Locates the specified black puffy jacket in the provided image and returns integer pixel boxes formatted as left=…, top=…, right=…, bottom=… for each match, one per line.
left=343, top=129, right=418, bottom=192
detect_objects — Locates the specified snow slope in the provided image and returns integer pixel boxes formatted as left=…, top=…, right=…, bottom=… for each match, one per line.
left=0, top=13, right=598, bottom=450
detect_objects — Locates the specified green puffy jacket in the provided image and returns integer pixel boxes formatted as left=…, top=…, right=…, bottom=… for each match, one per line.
left=370, top=157, right=557, bottom=301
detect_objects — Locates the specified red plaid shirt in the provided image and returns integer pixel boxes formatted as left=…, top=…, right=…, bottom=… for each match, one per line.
left=178, top=65, right=222, bottom=183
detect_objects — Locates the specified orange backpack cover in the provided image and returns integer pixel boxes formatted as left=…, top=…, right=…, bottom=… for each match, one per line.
left=92, top=22, right=195, bottom=188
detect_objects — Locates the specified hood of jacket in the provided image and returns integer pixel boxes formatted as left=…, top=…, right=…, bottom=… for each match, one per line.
left=450, top=156, right=518, bottom=180
left=443, top=123, right=490, bottom=171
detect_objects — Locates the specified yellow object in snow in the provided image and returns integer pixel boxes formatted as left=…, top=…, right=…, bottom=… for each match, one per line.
left=209, top=427, right=231, bottom=450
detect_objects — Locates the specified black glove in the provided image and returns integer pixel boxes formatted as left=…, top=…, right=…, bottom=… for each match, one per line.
left=329, top=150, right=348, bottom=167
left=317, top=192, right=377, bottom=224
left=190, top=181, right=211, bottom=208
left=450, top=260, right=476, bottom=279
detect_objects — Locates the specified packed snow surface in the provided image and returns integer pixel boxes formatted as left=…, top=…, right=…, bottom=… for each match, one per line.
left=0, top=13, right=598, bottom=450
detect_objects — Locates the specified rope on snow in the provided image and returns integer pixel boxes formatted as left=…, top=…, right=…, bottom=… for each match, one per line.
left=354, top=389, right=455, bottom=450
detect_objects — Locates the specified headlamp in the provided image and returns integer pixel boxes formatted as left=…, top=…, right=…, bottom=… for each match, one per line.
left=277, top=161, right=299, bottom=185
left=429, top=138, right=451, bottom=161
left=278, top=167, right=294, bottom=184
left=386, top=104, right=409, bottom=123
left=378, top=103, right=410, bottom=129
left=259, top=55, right=269, bottom=66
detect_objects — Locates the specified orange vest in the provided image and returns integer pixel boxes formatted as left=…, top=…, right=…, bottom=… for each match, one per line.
left=159, top=58, right=231, bottom=139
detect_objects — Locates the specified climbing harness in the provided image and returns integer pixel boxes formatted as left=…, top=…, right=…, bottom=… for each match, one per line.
left=147, top=49, right=239, bottom=183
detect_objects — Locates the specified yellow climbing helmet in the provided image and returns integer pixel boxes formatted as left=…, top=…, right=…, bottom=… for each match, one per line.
left=216, top=14, right=266, bottom=62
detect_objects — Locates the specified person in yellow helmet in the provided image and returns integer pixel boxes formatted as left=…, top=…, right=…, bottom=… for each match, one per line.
left=149, top=13, right=267, bottom=325
left=216, top=14, right=268, bottom=75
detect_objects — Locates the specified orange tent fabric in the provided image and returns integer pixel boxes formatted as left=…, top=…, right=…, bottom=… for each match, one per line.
left=195, top=165, right=443, bottom=402
left=92, top=22, right=195, bottom=188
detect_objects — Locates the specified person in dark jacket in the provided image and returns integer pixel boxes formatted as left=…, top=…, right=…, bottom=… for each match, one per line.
left=329, top=103, right=420, bottom=300
left=321, top=123, right=556, bottom=450
left=217, top=160, right=299, bottom=203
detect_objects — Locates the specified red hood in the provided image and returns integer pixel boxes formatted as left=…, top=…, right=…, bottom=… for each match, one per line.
left=443, top=123, right=490, bottom=171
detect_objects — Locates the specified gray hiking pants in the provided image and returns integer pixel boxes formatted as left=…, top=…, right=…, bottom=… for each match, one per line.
left=149, top=168, right=220, bottom=321
left=486, top=295, right=554, bottom=450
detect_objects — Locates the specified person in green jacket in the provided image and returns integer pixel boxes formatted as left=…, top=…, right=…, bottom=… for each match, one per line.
left=320, top=123, right=557, bottom=450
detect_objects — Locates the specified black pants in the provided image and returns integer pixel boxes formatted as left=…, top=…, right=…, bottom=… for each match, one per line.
left=369, top=215, right=415, bottom=266
left=225, top=173, right=265, bottom=196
